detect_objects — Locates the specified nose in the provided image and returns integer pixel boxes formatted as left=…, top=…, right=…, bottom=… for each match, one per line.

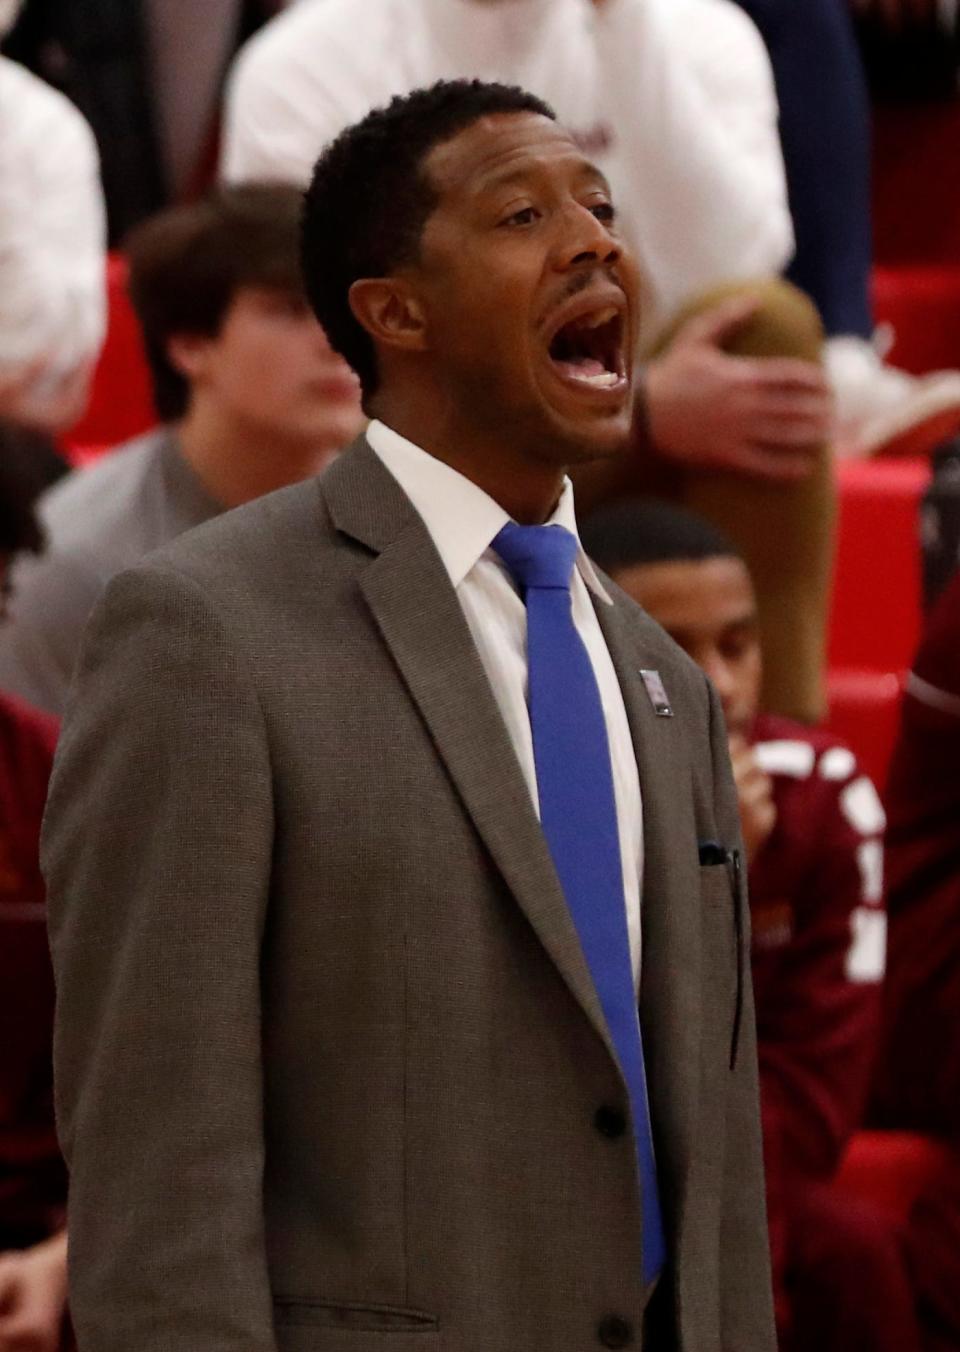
left=557, top=203, right=620, bottom=271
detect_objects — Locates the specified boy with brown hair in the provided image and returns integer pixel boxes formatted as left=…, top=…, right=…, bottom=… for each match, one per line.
left=0, top=183, right=364, bottom=716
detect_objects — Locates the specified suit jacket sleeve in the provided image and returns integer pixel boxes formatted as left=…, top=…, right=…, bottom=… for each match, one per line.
left=704, top=677, right=777, bottom=1352
left=42, top=562, right=278, bottom=1352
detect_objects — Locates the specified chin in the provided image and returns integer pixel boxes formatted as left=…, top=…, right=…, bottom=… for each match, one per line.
left=549, top=405, right=635, bottom=466
left=525, top=350, right=636, bottom=466
left=308, top=407, right=367, bottom=451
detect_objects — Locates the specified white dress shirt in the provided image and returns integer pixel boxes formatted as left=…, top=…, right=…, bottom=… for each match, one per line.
left=367, top=420, right=644, bottom=987
left=222, top=0, right=791, bottom=344
left=0, top=56, right=106, bottom=423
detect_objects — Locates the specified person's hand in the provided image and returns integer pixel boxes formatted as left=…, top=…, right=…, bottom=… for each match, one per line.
left=0, top=360, right=46, bottom=424
left=0, top=1231, right=69, bottom=1352
left=24, top=363, right=93, bottom=435
left=645, top=297, right=832, bottom=482
left=729, top=734, right=777, bottom=861
left=0, top=358, right=92, bottom=435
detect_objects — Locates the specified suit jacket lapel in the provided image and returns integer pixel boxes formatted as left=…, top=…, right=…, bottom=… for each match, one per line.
left=595, top=598, right=703, bottom=1218
left=321, top=440, right=614, bottom=1062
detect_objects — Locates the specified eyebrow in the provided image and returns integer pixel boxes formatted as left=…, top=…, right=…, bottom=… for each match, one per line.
left=474, top=158, right=612, bottom=199
left=665, top=614, right=758, bottom=646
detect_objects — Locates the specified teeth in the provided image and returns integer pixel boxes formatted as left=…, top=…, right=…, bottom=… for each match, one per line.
left=572, top=370, right=620, bottom=388
left=581, top=306, right=618, bottom=329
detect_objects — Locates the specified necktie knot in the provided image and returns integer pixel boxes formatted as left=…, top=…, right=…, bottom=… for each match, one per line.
left=492, top=522, right=579, bottom=594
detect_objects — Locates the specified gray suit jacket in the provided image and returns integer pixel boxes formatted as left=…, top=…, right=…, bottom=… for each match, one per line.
left=43, top=438, right=775, bottom=1352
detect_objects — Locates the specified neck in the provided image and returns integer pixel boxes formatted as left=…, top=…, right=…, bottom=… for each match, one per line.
left=175, top=398, right=339, bottom=510
left=371, top=389, right=566, bottom=525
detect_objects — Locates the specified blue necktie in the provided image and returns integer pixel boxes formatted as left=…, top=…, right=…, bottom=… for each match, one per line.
left=493, top=521, right=665, bottom=1285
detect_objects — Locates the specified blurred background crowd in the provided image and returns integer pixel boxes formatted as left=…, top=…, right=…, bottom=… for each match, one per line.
left=1, top=0, right=960, bottom=1349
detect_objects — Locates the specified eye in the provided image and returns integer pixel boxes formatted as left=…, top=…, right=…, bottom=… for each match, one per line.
left=589, top=201, right=617, bottom=224
left=500, top=206, right=540, bottom=228
left=720, top=630, right=756, bottom=663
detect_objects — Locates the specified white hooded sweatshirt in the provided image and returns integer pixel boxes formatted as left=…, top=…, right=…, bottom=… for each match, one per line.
left=0, top=1, right=106, bottom=424
left=222, top=0, right=792, bottom=341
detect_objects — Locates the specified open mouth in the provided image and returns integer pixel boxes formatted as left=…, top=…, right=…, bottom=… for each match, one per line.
left=547, top=305, right=627, bottom=392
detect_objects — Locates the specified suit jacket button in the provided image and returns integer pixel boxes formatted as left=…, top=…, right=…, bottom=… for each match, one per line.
left=598, top=1315, right=634, bottom=1347
left=594, top=1105, right=627, bottom=1139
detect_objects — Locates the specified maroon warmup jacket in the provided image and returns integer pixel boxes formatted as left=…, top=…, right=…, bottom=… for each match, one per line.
left=874, top=571, right=960, bottom=1136
left=748, top=714, right=886, bottom=1297
left=0, top=690, right=62, bottom=1246
left=869, top=572, right=960, bottom=1351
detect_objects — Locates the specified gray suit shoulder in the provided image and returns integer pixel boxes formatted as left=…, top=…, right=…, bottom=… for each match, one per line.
left=123, top=474, right=334, bottom=599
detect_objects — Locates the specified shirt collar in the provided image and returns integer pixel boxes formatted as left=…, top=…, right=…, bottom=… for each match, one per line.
left=366, top=419, right=611, bottom=603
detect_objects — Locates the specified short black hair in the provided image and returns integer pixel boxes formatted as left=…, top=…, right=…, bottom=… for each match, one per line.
left=581, top=499, right=740, bottom=575
left=0, top=427, right=49, bottom=557
left=125, top=183, right=308, bottom=421
left=302, top=79, right=556, bottom=402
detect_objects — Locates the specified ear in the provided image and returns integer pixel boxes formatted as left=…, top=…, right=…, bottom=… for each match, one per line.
left=348, top=278, right=428, bottom=357
left=166, top=332, right=215, bottom=382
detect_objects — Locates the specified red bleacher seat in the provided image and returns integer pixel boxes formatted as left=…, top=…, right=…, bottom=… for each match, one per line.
left=873, top=102, right=960, bottom=269
left=834, top=1130, right=951, bottom=1224
left=827, top=458, right=929, bottom=674
left=826, top=668, right=903, bottom=792
left=62, top=253, right=157, bottom=462
left=825, top=459, right=927, bottom=787
left=873, top=264, right=960, bottom=376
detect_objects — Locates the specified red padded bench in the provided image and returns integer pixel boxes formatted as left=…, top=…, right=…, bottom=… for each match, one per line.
left=874, top=102, right=960, bottom=269
left=827, top=458, right=929, bottom=675
left=62, top=253, right=157, bottom=460
left=825, top=668, right=903, bottom=792
left=873, top=264, right=960, bottom=376
left=834, top=1130, right=951, bottom=1223
left=825, top=460, right=927, bottom=787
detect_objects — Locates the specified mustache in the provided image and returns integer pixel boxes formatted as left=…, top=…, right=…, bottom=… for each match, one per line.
left=538, top=265, right=627, bottom=330
left=557, top=268, right=617, bottom=305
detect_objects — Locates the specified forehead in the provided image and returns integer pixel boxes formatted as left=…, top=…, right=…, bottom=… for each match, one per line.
left=616, top=556, right=756, bottom=630
left=424, top=112, right=607, bottom=204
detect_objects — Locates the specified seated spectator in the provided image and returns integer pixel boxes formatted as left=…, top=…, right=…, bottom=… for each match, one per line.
left=580, top=499, right=917, bottom=1352
left=222, top=0, right=836, bottom=723
left=0, top=183, right=364, bottom=716
left=0, top=455, right=67, bottom=1352
left=732, top=0, right=960, bottom=458
left=872, top=568, right=960, bottom=1352
left=223, top=0, right=795, bottom=341
left=5, top=0, right=288, bottom=241
left=0, top=0, right=106, bottom=433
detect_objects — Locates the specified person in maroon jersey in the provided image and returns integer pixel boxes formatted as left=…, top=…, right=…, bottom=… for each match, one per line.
left=872, top=568, right=960, bottom=1352
left=581, top=498, right=918, bottom=1352
left=0, top=454, right=69, bottom=1352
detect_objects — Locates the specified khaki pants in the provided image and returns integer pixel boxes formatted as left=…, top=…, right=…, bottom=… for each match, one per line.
left=575, top=279, right=835, bottom=723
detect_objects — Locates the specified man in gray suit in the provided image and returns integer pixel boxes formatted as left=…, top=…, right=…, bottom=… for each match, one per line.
left=44, top=80, right=775, bottom=1352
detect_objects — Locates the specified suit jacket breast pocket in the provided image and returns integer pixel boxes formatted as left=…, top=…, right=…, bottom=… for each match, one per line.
left=699, top=854, right=745, bottom=1071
